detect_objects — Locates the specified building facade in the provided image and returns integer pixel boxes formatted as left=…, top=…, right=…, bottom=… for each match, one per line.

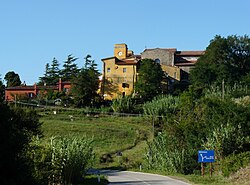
left=141, top=48, right=204, bottom=82
left=101, top=44, right=204, bottom=100
left=101, top=44, right=140, bottom=100
left=5, top=78, right=71, bottom=102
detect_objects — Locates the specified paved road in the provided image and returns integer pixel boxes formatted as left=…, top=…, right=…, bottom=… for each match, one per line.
left=101, top=170, right=191, bottom=185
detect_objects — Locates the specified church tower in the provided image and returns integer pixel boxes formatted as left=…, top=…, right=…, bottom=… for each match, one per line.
left=114, top=43, right=127, bottom=59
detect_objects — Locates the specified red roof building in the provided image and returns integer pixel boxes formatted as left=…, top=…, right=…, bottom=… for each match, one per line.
left=5, top=78, right=71, bottom=102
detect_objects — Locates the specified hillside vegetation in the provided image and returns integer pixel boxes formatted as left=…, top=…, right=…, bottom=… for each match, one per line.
left=40, top=111, right=153, bottom=169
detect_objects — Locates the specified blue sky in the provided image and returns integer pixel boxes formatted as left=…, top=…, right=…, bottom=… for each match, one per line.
left=0, top=0, right=249, bottom=84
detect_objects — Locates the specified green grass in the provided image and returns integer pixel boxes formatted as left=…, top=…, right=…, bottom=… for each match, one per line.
left=40, top=111, right=153, bottom=168
left=39, top=110, right=235, bottom=185
left=183, top=174, right=231, bottom=185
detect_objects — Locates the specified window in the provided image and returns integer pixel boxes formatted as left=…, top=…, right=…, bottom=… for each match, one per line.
left=122, top=83, right=129, bottom=88
left=107, top=68, right=111, bottom=73
left=155, top=58, right=160, bottom=64
left=123, top=68, right=127, bottom=73
left=174, top=72, right=177, bottom=79
left=28, top=93, right=34, bottom=98
left=63, top=88, right=69, bottom=93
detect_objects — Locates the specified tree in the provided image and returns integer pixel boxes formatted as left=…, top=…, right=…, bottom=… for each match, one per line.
left=4, top=71, right=21, bottom=87
left=38, top=63, right=50, bottom=85
left=39, top=58, right=61, bottom=85
left=190, top=35, right=250, bottom=88
left=60, top=54, right=79, bottom=81
left=71, top=55, right=100, bottom=107
left=0, top=77, right=5, bottom=103
left=39, top=58, right=60, bottom=85
left=0, top=104, right=42, bottom=185
left=135, top=59, right=164, bottom=101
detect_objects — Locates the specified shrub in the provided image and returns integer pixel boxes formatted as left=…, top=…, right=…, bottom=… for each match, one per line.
left=144, top=132, right=186, bottom=174
left=30, top=136, right=94, bottom=185
left=111, top=96, right=136, bottom=113
left=221, top=151, right=250, bottom=177
left=143, top=95, right=180, bottom=127
left=0, top=105, right=41, bottom=185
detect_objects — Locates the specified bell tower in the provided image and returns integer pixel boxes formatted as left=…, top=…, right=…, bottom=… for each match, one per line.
left=114, top=43, right=127, bottom=59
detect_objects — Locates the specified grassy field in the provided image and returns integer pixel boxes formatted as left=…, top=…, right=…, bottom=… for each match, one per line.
left=40, top=110, right=153, bottom=169
left=39, top=109, right=246, bottom=185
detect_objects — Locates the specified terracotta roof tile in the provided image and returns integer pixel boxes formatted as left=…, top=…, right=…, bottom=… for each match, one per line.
left=175, top=51, right=205, bottom=56
left=143, top=48, right=177, bottom=53
left=6, top=85, right=58, bottom=90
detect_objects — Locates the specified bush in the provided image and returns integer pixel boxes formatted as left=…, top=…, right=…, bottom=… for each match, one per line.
left=30, top=136, right=94, bottom=185
left=0, top=104, right=42, bottom=185
left=143, top=95, right=180, bottom=128
left=144, top=132, right=187, bottom=174
left=111, top=96, right=136, bottom=113
left=221, top=151, right=250, bottom=177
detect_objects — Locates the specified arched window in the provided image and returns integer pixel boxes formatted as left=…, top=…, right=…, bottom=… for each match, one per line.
left=155, top=58, right=160, bottom=64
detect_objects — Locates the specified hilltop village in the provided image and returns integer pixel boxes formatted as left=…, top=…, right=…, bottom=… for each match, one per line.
left=4, top=43, right=204, bottom=102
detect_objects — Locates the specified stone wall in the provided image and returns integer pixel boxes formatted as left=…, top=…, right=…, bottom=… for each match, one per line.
left=141, top=49, right=175, bottom=66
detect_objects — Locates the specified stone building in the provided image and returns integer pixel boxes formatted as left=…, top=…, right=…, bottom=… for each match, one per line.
left=141, top=48, right=205, bottom=90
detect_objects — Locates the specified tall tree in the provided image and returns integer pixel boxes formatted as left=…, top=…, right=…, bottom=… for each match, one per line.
left=71, top=55, right=100, bottom=107
left=0, top=76, right=5, bottom=102
left=46, top=58, right=61, bottom=85
left=4, top=71, right=21, bottom=87
left=135, top=58, right=164, bottom=101
left=60, top=54, right=79, bottom=81
left=190, top=35, right=250, bottom=88
left=38, top=63, right=50, bottom=85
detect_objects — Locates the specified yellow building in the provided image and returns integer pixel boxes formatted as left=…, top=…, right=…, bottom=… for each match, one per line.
left=101, top=44, right=204, bottom=100
left=101, top=44, right=140, bottom=100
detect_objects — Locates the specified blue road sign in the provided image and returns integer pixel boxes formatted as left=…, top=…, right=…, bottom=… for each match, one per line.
left=198, top=150, right=215, bottom=163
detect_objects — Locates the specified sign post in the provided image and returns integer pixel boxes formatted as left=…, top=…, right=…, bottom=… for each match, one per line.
left=198, top=150, right=215, bottom=177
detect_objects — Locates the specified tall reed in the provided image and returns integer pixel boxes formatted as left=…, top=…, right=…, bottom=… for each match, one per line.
left=30, top=136, right=94, bottom=185
left=145, top=132, right=185, bottom=174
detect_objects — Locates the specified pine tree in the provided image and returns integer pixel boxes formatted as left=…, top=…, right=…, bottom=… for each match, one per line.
left=60, top=54, right=79, bottom=81
left=39, top=63, right=50, bottom=85
left=71, top=55, right=100, bottom=107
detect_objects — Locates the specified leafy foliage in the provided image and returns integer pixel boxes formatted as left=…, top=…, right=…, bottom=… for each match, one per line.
left=190, top=35, right=250, bottom=88
left=0, top=104, right=41, bottom=185
left=221, top=151, right=250, bottom=177
left=145, top=132, right=186, bottom=173
left=39, top=58, right=61, bottom=85
left=4, top=71, right=21, bottom=87
left=60, top=54, right=80, bottom=81
left=111, top=96, right=136, bottom=113
left=0, top=77, right=4, bottom=103
left=29, top=136, right=94, bottom=185
left=144, top=88, right=250, bottom=175
left=143, top=95, right=179, bottom=117
left=135, top=59, right=164, bottom=101
left=71, top=55, right=100, bottom=107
